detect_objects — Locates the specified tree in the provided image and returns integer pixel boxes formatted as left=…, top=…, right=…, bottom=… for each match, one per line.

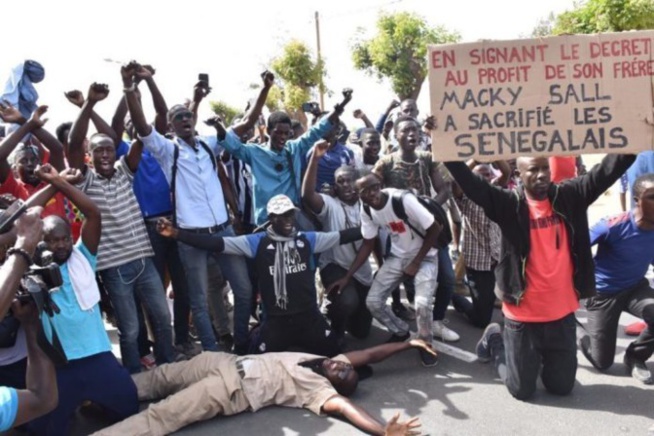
left=536, top=0, right=654, bottom=35
left=270, top=39, right=325, bottom=125
left=351, top=12, right=460, bottom=101
left=209, top=100, right=240, bottom=126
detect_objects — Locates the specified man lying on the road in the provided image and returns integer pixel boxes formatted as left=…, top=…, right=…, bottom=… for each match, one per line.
left=92, top=340, right=432, bottom=436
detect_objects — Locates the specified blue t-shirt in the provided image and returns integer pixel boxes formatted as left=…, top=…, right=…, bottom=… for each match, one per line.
left=306, top=143, right=354, bottom=190
left=41, top=242, right=112, bottom=360
left=0, top=386, right=17, bottom=431
left=591, top=211, right=654, bottom=294
left=116, top=140, right=172, bottom=218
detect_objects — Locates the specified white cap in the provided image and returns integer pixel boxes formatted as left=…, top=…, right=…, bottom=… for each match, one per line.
left=267, top=195, right=297, bottom=216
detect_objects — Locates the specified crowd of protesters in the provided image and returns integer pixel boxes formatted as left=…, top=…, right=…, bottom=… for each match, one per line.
left=0, top=59, right=651, bottom=435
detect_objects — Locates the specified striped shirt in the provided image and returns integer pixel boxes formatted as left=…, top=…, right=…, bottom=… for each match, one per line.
left=456, top=194, right=501, bottom=271
left=78, top=158, right=153, bottom=271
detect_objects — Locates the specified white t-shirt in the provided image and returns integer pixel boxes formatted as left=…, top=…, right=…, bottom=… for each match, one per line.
left=317, top=194, right=373, bottom=286
left=361, top=188, right=436, bottom=258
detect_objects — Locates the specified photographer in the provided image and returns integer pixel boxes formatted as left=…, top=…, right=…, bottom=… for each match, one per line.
left=23, top=164, right=138, bottom=435
left=0, top=205, right=58, bottom=431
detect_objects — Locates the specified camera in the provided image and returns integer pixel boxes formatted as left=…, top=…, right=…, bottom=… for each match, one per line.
left=301, top=102, right=320, bottom=113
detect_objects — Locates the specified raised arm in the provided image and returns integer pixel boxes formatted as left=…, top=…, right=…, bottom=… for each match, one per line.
left=189, top=80, right=211, bottom=128
left=125, top=138, right=144, bottom=173
left=38, top=165, right=101, bottom=254
left=492, top=159, right=512, bottom=188
left=0, top=105, right=48, bottom=182
left=375, top=100, right=399, bottom=133
left=567, top=153, right=636, bottom=207
left=111, top=96, right=129, bottom=140
left=136, top=65, right=168, bottom=134
left=353, top=109, right=374, bottom=129
left=122, top=63, right=152, bottom=138
left=68, top=83, right=110, bottom=171
left=232, top=71, right=274, bottom=138
left=64, top=90, right=119, bottom=147
left=301, top=139, right=328, bottom=214
left=429, top=164, right=451, bottom=205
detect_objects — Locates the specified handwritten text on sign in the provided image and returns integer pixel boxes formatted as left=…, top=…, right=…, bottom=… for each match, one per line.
left=428, top=32, right=654, bottom=161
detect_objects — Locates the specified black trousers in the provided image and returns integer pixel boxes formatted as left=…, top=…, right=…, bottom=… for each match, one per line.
left=494, top=313, right=578, bottom=400
left=583, top=279, right=654, bottom=370
left=453, top=267, right=496, bottom=328
left=256, top=310, right=341, bottom=357
left=320, top=263, right=373, bottom=340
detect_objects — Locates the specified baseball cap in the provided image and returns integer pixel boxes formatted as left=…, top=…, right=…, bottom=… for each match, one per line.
left=267, top=195, right=297, bottom=216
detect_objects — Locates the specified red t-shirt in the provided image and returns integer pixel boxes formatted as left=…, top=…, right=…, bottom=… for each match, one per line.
left=549, top=156, right=577, bottom=183
left=502, top=198, right=579, bottom=322
left=0, top=173, right=82, bottom=241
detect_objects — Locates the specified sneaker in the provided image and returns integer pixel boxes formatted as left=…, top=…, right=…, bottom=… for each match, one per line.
left=392, top=302, right=416, bottom=321
left=386, top=332, right=410, bottom=343
left=433, top=320, right=460, bottom=342
left=140, top=353, right=157, bottom=371
left=219, top=333, right=235, bottom=352
left=175, top=341, right=201, bottom=358
left=476, top=323, right=502, bottom=363
left=624, top=354, right=653, bottom=384
left=625, top=321, right=647, bottom=336
left=419, top=348, right=439, bottom=367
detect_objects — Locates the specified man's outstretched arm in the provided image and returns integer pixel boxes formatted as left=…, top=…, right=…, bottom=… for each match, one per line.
left=322, top=396, right=420, bottom=436
left=343, top=339, right=434, bottom=368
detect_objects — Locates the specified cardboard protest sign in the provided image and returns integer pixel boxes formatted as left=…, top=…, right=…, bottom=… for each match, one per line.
left=428, top=31, right=654, bottom=161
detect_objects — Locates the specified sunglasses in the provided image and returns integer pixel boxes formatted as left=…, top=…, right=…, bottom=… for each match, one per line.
left=173, top=112, right=193, bottom=122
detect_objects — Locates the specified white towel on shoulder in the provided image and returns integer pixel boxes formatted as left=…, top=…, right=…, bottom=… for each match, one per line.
left=67, top=247, right=100, bottom=311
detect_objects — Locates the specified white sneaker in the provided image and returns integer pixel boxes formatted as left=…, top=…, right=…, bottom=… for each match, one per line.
left=433, top=320, right=460, bottom=342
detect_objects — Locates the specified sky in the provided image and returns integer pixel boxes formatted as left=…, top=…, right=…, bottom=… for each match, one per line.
left=2, top=0, right=577, bottom=134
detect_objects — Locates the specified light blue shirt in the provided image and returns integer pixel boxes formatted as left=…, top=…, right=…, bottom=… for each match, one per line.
left=222, top=118, right=333, bottom=225
left=0, top=387, right=18, bottom=431
left=41, top=242, right=112, bottom=360
left=140, top=128, right=228, bottom=229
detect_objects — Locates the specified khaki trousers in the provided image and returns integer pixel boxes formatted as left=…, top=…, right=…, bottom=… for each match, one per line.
left=92, top=352, right=250, bottom=436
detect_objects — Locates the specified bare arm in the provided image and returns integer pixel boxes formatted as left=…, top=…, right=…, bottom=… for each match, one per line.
left=322, top=396, right=385, bottom=435
left=429, top=164, right=451, bottom=205
left=326, top=237, right=375, bottom=295
left=137, top=66, right=168, bottom=134
left=492, top=160, right=512, bottom=188
left=232, top=71, right=274, bottom=138
left=65, top=90, right=119, bottom=147
left=0, top=105, right=46, bottom=182
left=122, top=63, right=152, bottom=138
left=125, top=138, right=144, bottom=173
left=13, top=302, right=58, bottom=427
left=111, top=96, right=128, bottom=140
left=301, top=140, right=327, bottom=214
left=68, top=83, right=111, bottom=171
left=353, top=109, right=374, bottom=129
left=39, top=166, right=101, bottom=254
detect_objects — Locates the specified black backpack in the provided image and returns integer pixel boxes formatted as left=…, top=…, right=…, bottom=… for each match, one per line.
left=363, top=190, right=452, bottom=249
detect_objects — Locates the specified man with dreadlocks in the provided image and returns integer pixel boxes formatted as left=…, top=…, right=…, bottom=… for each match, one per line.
left=156, top=194, right=363, bottom=357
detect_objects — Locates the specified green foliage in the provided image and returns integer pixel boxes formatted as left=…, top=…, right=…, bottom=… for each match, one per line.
left=544, top=0, right=654, bottom=35
left=270, top=40, right=325, bottom=111
left=209, top=100, right=241, bottom=126
left=351, top=12, right=460, bottom=100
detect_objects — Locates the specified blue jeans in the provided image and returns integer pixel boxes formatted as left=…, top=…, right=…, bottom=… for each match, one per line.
left=177, top=225, right=253, bottom=351
left=433, top=248, right=455, bottom=321
left=146, top=222, right=191, bottom=345
left=100, top=257, right=174, bottom=373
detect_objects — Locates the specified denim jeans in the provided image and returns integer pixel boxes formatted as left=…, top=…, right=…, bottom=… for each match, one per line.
left=582, top=279, right=654, bottom=369
left=146, top=223, right=191, bottom=345
left=502, top=313, right=577, bottom=400
left=100, top=257, right=175, bottom=373
left=432, top=248, right=455, bottom=321
left=367, top=255, right=437, bottom=342
left=177, top=225, right=252, bottom=351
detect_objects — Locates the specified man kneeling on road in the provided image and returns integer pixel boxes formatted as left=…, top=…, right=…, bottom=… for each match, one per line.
left=91, top=339, right=432, bottom=435
left=577, top=173, right=654, bottom=384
